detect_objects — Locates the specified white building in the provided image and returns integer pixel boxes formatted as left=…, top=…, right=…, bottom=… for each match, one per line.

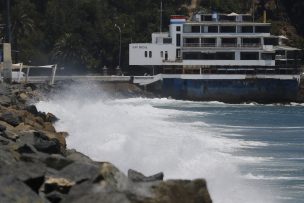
left=129, top=13, right=301, bottom=72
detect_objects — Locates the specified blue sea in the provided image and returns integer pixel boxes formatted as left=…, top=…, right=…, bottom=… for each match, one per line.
left=37, top=84, right=304, bottom=203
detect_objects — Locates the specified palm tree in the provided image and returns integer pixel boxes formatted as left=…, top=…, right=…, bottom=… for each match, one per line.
left=52, top=33, right=89, bottom=67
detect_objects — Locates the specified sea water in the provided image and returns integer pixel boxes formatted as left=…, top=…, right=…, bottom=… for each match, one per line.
left=37, top=84, right=304, bottom=203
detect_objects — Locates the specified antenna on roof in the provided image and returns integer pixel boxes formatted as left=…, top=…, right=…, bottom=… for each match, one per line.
left=160, top=0, right=163, bottom=33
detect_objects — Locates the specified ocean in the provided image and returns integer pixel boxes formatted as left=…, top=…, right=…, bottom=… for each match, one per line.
left=37, top=84, right=304, bottom=203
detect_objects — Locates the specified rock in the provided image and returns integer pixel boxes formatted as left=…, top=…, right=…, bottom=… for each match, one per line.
left=0, top=123, right=7, bottom=132
left=25, top=105, right=39, bottom=115
left=128, top=169, right=164, bottom=182
left=62, top=182, right=131, bottom=203
left=65, top=149, right=93, bottom=164
left=44, top=154, right=73, bottom=170
left=3, top=130, right=19, bottom=141
left=46, top=113, right=59, bottom=123
left=56, top=162, right=100, bottom=183
left=0, top=120, right=14, bottom=131
left=41, top=131, right=66, bottom=148
left=149, top=179, right=212, bottom=203
left=19, top=92, right=29, bottom=102
left=0, top=176, right=44, bottom=203
left=33, top=132, right=61, bottom=154
left=43, top=122, right=56, bottom=132
left=14, top=122, right=34, bottom=132
left=45, top=191, right=67, bottom=203
left=44, top=177, right=76, bottom=194
left=0, top=95, right=11, bottom=106
left=0, top=112, right=21, bottom=127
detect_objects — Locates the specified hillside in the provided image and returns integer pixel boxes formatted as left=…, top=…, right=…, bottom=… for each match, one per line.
left=0, top=0, right=303, bottom=74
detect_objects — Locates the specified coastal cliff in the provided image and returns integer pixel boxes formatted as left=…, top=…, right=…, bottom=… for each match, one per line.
left=0, top=82, right=212, bottom=203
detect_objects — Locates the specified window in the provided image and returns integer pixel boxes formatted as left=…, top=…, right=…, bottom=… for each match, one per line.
left=163, top=38, right=172, bottom=44
left=176, top=49, right=181, bottom=59
left=221, top=38, right=237, bottom=47
left=149, top=51, right=152, bottom=58
left=241, top=52, right=259, bottom=60
left=165, top=51, right=168, bottom=60
left=160, top=51, right=164, bottom=58
left=255, top=26, right=270, bottom=33
left=176, top=26, right=181, bottom=31
left=208, top=26, right=218, bottom=33
left=220, top=26, right=236, bottom=33
left=261, top=53, right=275, bottom=60
left=264, top=38, right=279, bottom=46
left=241, top=26, right=253, bottom=33
left=145, top=51, right=147, bottom=58
left=202, top=38, right=216, bottom=47
left=191, top=26, right=200, bottom=33
left=176, top=34, right=181, bottom=46
left=216, top=52, right=235, bottom=60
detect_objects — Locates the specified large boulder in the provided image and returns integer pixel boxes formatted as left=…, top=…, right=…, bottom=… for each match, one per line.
left=0, top=112, right=21, bottom=127
left=128, top=169, right=164, bottom=182
left=0, top=176, right=44, bottom=203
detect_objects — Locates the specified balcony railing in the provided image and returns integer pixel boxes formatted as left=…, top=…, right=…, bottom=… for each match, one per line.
left=183, top=43, right=262, bottom=48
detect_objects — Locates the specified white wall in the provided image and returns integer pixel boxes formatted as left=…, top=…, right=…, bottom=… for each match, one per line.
left=129, top=43, right=176, bottom=66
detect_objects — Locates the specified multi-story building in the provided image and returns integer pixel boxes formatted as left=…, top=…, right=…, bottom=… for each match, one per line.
left=129, top=12, right=302, bottom=103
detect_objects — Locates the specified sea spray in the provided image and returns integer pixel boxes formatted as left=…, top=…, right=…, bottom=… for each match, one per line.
left=37, top=82, right=276, bottom=203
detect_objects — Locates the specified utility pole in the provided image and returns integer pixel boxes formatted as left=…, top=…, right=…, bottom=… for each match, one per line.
left=114, top=24, right=122, bottom=72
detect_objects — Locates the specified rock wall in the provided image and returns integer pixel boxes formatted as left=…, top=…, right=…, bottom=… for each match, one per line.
left=0, top=82, right=212, bottom=203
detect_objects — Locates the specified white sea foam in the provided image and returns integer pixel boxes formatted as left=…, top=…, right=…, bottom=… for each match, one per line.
left=37, top=83, right=277, bottom=203
left=244, top=173, right=304, bottom=181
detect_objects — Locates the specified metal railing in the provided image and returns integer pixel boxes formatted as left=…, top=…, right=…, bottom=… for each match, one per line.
left=183, top=43, right=262, bottom=48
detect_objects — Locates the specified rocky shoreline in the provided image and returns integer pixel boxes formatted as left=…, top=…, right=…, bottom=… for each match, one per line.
left=0, top=82, right=212, bottom=203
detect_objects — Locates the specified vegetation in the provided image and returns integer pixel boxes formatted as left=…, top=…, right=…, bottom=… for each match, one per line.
left=0, top=0, right=303, bottom=74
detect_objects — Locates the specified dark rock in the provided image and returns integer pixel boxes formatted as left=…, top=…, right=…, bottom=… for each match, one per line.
left=24, top=83, right=37, bottom=91
left=0, top=176, right=44, bottom=203
left=0, top=123, right=7, bottom=131
left=128, top=169, right=164, bottom=182
left=0, top=136, right=10, bottom=145
left=44, top=154, right=73, bottom=170
left=65, top=149, right=94, bottom=164
left=25, top=105, right=39, bottom=115
left=45, top=191, right=67, bottom=203
left=33, top=132, right=61, bottom=154
left=62, top=182, right=130, bottom=203
left=56, top=162, right=100, bottom=183
left=16, top=144, right=37, bottom=154
left=0, top=112, right=21, bottom=127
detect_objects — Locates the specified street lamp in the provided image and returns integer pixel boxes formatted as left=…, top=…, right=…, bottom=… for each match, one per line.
left=114, top=24, right=121, bottom=70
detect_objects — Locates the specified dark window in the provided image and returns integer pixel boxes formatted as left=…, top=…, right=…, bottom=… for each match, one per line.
left=145, top=51, right=147, bottom=58
left=242, top=15, right=253, bottom=22
left=242, top=38, right=261, bottom=47
left=176, top=34, right=181, bottom=46
left=163, top=38, right=172, bottom=44
left=202, top=15, right=212, bottom=21
left=255, top=26, right=270, bottom=33
left=241, top=52, right=259, bottom=60
left=165, top=51, right=168, bottom=60
left=160, top=51, right=164, bottom=58
left=201, top=26, right=205, bottom=33
left=184, top=38, right=199, bottom=47
left=216, top=52, right=235, bottom=60
left=191, top=26, right=200, bottom=33
left=264, top=38, right=279, bottom=46
left=176, top=49, right=181, bottom=59
left=219, top=15, right=236, bottom=22
left=261, top=53, right=275, bottom=60
left=220, top=26, right=236, bottom=33
left=208, top=26, right=218, bottom=33
left=241, top=26, right=253, bottom=33
left=202, top=38, right=216, bottom=47
left=222, top=38, right=237, bottom=47
left=149, top=51, right=152, bottom=58
left=201, top=53, right=216, bottom=60
left=176, top=26, right=181, bottom=32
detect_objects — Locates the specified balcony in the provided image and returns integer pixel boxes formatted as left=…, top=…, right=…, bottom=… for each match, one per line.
left=183, top=43, right=262, bottom=49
